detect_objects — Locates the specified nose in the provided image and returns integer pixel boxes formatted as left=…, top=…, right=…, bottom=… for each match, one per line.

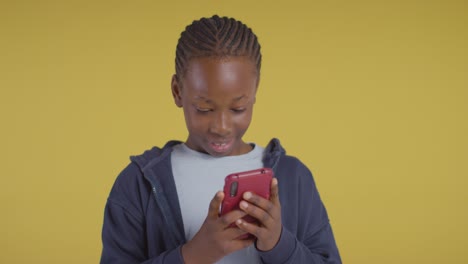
left=209, top=111, right=231, bottom=137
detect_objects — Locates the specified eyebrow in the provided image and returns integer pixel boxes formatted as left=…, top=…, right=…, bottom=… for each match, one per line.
left=194, top=95, right=247, bottom=103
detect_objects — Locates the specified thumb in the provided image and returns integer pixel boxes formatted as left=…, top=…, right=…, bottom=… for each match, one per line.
left=207, top=191, right=224, bottom=219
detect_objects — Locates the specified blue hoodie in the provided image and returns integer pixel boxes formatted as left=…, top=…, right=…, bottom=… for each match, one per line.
left=100, top=139, right=342, bottom=263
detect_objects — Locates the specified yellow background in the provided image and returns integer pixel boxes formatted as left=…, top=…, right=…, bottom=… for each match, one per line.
left=1, top=0, right=467, bottom=263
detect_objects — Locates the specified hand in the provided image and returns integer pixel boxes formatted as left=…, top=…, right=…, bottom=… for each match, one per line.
left=236, top=178, right=282, bottom=251
left=182, top=191, right=255, bottom=264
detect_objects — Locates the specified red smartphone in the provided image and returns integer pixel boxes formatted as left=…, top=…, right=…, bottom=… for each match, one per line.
left=220, top=167, right=273, bottom=237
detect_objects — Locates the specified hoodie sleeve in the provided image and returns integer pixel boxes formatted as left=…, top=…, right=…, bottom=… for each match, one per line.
left=100, top=163, right=185, bottom=264
left=257, top=159, right=342, bottom=264
left=100, top=200, right=185, bottom=264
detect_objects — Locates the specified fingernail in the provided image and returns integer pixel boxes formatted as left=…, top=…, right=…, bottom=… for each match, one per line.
left=240, top=201, right=248, bottom=209
left=236, top=219, right=242, bottom=225
left=244, top=192, right=252, bottom=199
left=272, top=178, right=278, bottom=185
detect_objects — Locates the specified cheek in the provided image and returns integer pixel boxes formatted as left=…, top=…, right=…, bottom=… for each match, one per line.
left=183, top=109, right=206, bottom=132
left=235, top=109, right=253, bottom=131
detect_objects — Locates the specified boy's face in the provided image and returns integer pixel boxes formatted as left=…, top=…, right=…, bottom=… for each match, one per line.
left=171, top=56, right=258, bottom=157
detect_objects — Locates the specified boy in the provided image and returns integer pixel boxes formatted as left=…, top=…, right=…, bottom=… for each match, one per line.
left=101, top=15, right=341, bottom=264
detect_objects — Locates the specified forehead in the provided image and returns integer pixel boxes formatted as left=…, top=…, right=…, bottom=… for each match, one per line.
left=181, top=57, right=258, bottom=99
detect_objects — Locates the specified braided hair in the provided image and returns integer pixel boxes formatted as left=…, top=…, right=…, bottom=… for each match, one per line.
left=175, top=15, right=262, bottom=80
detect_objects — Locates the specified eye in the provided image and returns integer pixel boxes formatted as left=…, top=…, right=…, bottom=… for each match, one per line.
left=196, top=107, right=212, bottom=113
left=232, top=108, right=246, bottom=113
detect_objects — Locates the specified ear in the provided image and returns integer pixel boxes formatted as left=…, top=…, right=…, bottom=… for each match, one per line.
left=171, top=74, right=183, bottom=107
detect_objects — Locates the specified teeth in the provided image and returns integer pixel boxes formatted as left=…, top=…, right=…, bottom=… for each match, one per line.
left=214, top=143, right=226, bottom=146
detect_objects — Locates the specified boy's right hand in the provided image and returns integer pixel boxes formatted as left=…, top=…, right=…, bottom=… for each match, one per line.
left=181, top=191, right=255, bottom=264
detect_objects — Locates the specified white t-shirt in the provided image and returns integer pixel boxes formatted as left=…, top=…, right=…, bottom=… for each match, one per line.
left=171, top=143, right=264, bottom=264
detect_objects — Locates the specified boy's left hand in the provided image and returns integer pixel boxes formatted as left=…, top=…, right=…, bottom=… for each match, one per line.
left=236, top=178, right=282, bottom=251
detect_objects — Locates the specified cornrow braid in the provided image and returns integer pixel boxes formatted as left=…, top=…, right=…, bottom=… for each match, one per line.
left=175, top=15, right=262, bottom=79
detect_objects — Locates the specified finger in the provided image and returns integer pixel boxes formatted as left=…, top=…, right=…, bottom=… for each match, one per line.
left=235, top=218, right=265, bottom=239
left=237, top=218, right=281, bottom=252
left=239, top=200, right=272, bottom=225
left=207, top=191, right=224, bottom=219
left=223, top=226, right=252, bottom=240
left=218, top=210, right=248, bottom=228
left=243, top=191, right=274, bottom=214
left=270, top=178, right=280, bottom=206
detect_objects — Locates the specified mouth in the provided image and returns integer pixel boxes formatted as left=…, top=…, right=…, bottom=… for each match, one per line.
left=209, top=140, right=234, bottom=154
